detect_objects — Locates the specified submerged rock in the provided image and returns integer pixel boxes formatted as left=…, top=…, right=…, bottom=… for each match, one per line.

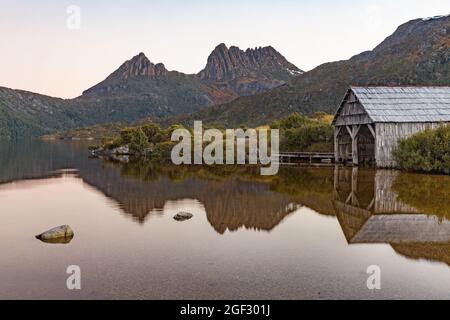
left=173, top=212, right=193, bottom=222
left=35, top=225, right=74, bottom=244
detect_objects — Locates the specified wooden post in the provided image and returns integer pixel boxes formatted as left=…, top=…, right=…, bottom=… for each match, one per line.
left=334, top=127, right=341, bottom=162
left=351, top=125, right=361, bottom=166
left=352, top=132, right=358, bottom=165
left=345, top=126, right=353, bottom=163
left=351, top=166, right=358, bottom=203
left=334, top=165, right=339, bottom=192
left=367, top=123, right=375, bottom=138
left=367, top=123, right=376, bottom=166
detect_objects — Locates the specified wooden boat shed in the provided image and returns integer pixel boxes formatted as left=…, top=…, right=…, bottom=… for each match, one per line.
left=332, top=86, right=450, bottom=167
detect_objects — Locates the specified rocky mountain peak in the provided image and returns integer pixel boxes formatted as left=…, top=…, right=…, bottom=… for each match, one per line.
left=198, top=43, right=302, bottom=81
left=112, top=52, right=169, bottom=80
left=215, top=43, right=228, bottom=51
left=82, top=44, right=302, bottom=100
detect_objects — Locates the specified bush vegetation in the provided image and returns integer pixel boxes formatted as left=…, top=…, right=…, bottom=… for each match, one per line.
left=271, top=112, right=334, bottom=152
left=97, top=113, right=334, bottom=160
left=393, top=125, right=450, bottom=174
left=100, top=123, right=180, bottom=159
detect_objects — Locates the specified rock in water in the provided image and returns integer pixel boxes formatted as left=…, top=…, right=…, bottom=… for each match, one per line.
left=173, top=212, right=193, bottom=222
left=112, top=145, right=130, bottom=155
left=35, top=225, right=74, bottom=244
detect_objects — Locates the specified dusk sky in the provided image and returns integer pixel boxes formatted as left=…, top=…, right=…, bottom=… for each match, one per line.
left=1, top=0, right=449, bottom=98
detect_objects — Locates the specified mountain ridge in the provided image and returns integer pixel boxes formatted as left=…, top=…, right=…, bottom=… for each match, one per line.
left=174, top=14, right=450, bottom=127
left=1, top=14, right=450, bottom=138
left=82, top=43, right=300, bottom=100
left=0, top=43, right=300, bottom=138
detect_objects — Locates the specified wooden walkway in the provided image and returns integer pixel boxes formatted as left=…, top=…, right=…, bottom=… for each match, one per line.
left=276, top=152, right=335, bottom=164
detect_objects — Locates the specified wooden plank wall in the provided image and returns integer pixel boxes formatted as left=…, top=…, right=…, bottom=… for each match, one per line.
left=334, top=92, right=372, bottom=126
left=375, top=123, right=441, bottom=167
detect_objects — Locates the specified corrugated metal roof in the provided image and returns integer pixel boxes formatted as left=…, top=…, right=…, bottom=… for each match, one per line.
left=334, top=86, right=450, bottom=123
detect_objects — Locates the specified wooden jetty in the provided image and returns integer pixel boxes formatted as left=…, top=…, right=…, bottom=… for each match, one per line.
left=276, top=152, right=335, bottom=165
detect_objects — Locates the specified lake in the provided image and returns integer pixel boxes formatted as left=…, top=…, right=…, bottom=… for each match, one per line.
left=1, top=140, right=450, bottom=299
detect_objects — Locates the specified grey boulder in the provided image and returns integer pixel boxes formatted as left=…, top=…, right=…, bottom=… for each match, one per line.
left=35, top=225, right=74, bottom=244
left=173, top=212, right=193, bottom=222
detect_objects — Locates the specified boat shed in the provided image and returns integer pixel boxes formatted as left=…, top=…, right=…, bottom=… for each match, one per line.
left=332, top=86, right=450, bottom=167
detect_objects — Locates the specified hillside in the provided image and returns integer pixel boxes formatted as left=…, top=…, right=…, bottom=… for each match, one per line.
left=0, top=44, right=300, bottom=139
left=0, top=87, right=77, bottom=139
left=176, top=15, right=450, bottom=127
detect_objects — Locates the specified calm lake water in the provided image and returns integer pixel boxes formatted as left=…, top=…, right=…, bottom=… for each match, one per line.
left=1, top=140, right=450, bottom=299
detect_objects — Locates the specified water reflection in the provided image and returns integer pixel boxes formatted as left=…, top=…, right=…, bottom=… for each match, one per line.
left=36, top=234, right=74, bottom=244
left=1, top=141, right=450, bottom=266
left=4, top=141, right=450, bottom=299
left=0, top=141, right=302, bottom=232
left=333, top=167, right=450, bottom=265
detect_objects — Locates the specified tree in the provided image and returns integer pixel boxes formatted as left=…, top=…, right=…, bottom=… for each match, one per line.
left=129, top=128, right=150, bottom=155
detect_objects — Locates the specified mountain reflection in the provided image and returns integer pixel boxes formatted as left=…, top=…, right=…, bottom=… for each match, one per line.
left=2, top=141, right=450, bottom=266
left=84, top=164, right=300, bottom=233
left=0, top=141, right=306, bottom=232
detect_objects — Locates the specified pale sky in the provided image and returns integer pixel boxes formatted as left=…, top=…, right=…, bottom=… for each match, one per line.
left=1, top=0, right=449, bottom=99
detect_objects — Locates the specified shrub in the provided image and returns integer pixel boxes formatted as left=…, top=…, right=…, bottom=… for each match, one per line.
left=88, top=144, right=100, bottom=151
left=271, top=113, right=312, bottom=130
left=119, top=127, right=138, bottom=145
left=129, top=128, right=150, bottom=155
left=141, top=123, right=164, bottom=144
left=281, top=123, right=333, bottom=151
left=102, top=136, right=122, bottom=150
left=164, top=124, right=188, bottom=141
left=393, top=125, right=450, bottom=173
left=153, top=141, right=178, bottom=160
left=271, top=113, right=334, bottom=152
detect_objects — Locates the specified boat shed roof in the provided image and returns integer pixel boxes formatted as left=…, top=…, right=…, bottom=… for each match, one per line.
left=333, top=86, right=450, bottom=124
